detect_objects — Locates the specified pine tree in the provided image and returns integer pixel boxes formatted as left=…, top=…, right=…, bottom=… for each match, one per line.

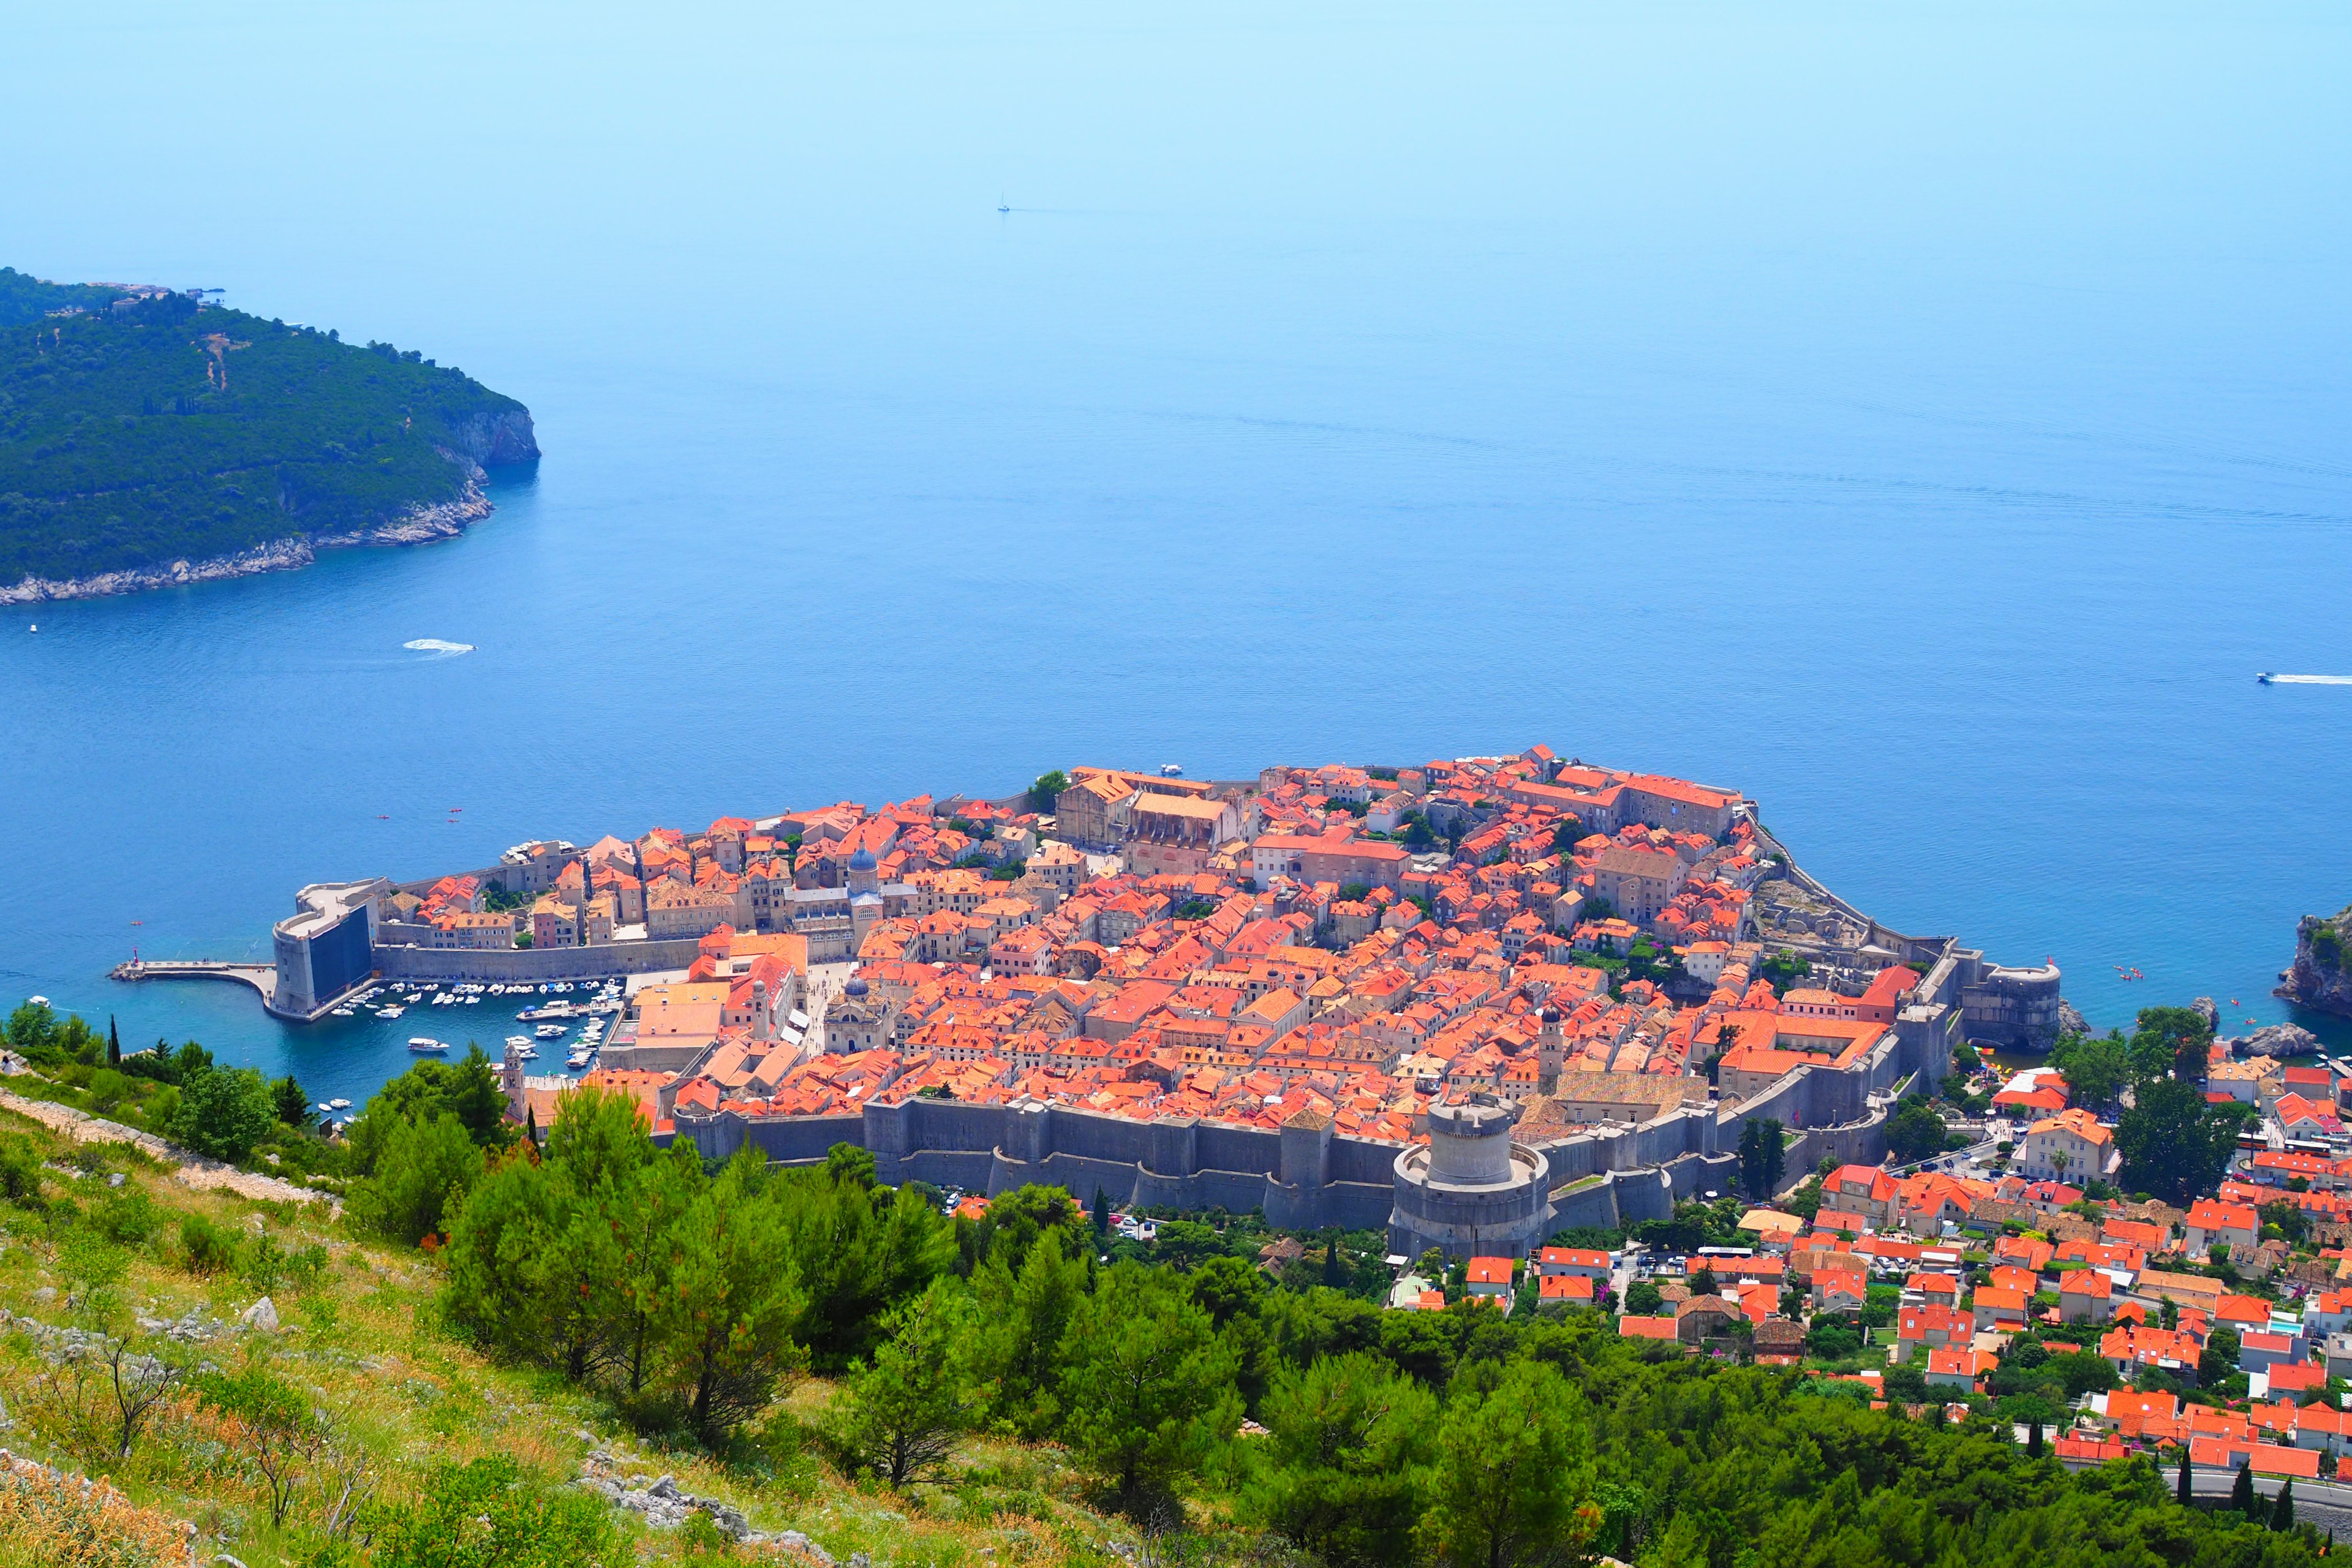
left=106, top=1015, right=120, bottom=1067
left=2272, top=1477, right=2296, bottom=1531
left=2177, top=1448, right=2193, bottom=1506
left=524, top=1103, right=540, bottom=1147
left=2026, top=1420, right=2043, bottom=1458
left=1322, top=1232, right=1345, bottom=1287
left=1091, top=1185, right=1110, bottom=1237
left=2231, top=1460, right=2256, bottom=1517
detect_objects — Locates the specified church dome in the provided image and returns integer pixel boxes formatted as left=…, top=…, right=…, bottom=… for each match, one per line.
left=845, top=978, right=869, bottom=998
left=848, top=846, right=878, bottom=872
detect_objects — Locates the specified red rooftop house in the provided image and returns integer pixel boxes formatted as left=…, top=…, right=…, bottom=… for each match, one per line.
left=1536, top=1246, right=1611, bottom=1281
left=1539, top=1273, right=1596, bottom=1305
left=2059, top=1270, right=2114, bottom=1325
left=1924, top=1346, right=1996, bottom=1391
left=1972, top=1286, right=2030, bottom=1333
left=2184, top=1199, right=2260, bottom=1259
left=1464, top=1257, right=1516, bottom=1303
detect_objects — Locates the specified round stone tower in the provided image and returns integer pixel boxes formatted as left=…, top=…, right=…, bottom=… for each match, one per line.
left=1390, top=1091, right=1553, bottom=1261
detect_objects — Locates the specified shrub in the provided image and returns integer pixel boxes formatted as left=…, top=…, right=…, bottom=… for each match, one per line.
left=178, top=1213, right=236, bottom=1276
left=0, top=1136, right=40, bottom=1207
left=91, top=1186, right=160, bottom=1247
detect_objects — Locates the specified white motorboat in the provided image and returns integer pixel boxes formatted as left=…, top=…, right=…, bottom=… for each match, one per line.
left=328, top=1098, right=351, bottom=1110
left=377, top=1006, right=404, bottom=1019
left=535, top=1023, right=568, bottom=1039
left=407, top=1037, right=449, bottom=1054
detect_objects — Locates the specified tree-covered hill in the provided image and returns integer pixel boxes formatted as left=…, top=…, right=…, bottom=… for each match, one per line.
left=0, top=270, right=535, bottom=588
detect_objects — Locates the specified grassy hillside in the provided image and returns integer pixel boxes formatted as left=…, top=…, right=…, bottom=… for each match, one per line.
left=0, top=1110, right=1125, bottom=1568
left=0, top=272, right=534, bottom=585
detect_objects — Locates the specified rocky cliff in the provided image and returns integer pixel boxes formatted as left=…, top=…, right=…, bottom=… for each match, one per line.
left=439, top=406, right=540, bottom=468
left=2274, top=906, right=2352, bottom=1017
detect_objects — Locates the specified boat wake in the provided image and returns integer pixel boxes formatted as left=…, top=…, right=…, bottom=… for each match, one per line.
left=2264, top=674, right=2352, bottom=685
left=402, top=639, right=475, bottom=656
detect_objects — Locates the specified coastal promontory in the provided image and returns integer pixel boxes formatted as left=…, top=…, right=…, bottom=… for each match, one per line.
left=0, top=267, right=536, bottom=601
left=2275, top=902, right=2352, bottom=1017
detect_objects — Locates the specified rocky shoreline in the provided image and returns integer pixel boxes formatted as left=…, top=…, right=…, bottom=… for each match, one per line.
left=0, top=482, right=494, bottom=606
left=2277, top=906, right=2352, bottom=1018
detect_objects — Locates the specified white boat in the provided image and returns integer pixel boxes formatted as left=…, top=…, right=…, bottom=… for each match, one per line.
left=315, top=1102, right=334, bottom=1114
left=407, top=1037, right=448, bottom=1054
left=506, top=1035, right=532, bottom=1047
left=332, top=1008, right=355, bottom=1017
left=511, top=1044, right=538, bottom=1060
left=535, top=1023, right=568, bottom=1039
left=328, top=1098, right=351, bottom=1110
left=377, top=1006, right=404, bottom=1019
left=566, top=1050, right=592, bottom=1068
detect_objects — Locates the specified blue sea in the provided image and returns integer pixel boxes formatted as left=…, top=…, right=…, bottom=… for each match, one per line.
left=2, top=1, right=2350, bottom=1108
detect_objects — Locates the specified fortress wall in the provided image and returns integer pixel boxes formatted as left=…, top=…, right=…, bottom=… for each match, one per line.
left=1196, top=1124, right=1283, bottom=1177
left=1330, top=1137, right=1406, bottom=1185
left=375, top=937, right=704, bottom=983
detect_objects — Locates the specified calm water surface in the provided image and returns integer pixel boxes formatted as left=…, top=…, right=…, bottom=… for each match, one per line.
left=2, top=2, right=2350, bottom=1105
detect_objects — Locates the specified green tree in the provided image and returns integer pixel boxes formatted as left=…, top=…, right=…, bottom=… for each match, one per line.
left=658, top=1150, right=807, bottom=1444
left=1623, top=1280, right=1663, bottom=1316
left=1242, top=1352, right=1439, bottom=1568
left=2272, top=1476, right=2296, bottom=1531
left=1057, top=1261, right=1243, bottom=1509
left=345, top=1046, right=512, bottom=1174
left=1151, top=1218, right=1224, bottom=1270
left=1887, top=1096, right=1947, bottom=1164
left=2127, top=1005, right=2215, bottom=1086
left=824, top=1141, right=877, bottom=1189
left=2048, top=1035, right=2129, bottom=1109
left=2230, top=1460, right=2255, bottom=1517
left=2118, top=1078, right=2241, bottom=1204
left=168, top=1065, right=276, bottom=1163
left=777, top=1174, right=951, bottom=1371
left=269, top=1073, right=311, bottom=1127
left=348, top=1112, right=484, bottom=1244
left=974, top=1226, right=1090, bottom=1434
left=1031, top=770, right=1071, bottom=811
left=824, top=1282, right=984, bottom=1489
left=1424, top=1360, right=1597, bottom=1568
left=1189, top=1254, right=1267, bottom=1327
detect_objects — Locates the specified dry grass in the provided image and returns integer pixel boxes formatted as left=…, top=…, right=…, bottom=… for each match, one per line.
left=0, top=1106, right=1145, bottom=1568
left=0, top=1451, right=195, bottom=1568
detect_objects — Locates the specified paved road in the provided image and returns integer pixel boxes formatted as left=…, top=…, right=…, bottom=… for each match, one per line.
left=2062, top=1458, right=2352, bottom=1534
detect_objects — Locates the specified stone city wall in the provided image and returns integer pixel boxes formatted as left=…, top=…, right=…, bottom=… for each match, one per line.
left=373, top=933, right=704, bottom=983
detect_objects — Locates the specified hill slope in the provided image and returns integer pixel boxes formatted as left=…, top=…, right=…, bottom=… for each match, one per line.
left=0, top=269, right=535, bottom=598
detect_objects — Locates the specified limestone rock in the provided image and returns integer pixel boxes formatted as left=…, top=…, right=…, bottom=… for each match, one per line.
left=239, top=1297, right=279, bottom=1333
left=2233, top=1022, right=2321, bottom=1059
left=2276, top=908, right=2352, bottom=1017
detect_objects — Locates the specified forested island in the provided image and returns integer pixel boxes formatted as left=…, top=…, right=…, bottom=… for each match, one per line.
left=0, top=267, right=535, bottom=601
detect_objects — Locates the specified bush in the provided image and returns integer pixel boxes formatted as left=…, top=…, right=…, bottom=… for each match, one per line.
left=178, top=1212, right=236, bottom=1276
left=91, top=1186, right=160, bottom=1247
left=0, top=1136, right=40, bottom=1207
